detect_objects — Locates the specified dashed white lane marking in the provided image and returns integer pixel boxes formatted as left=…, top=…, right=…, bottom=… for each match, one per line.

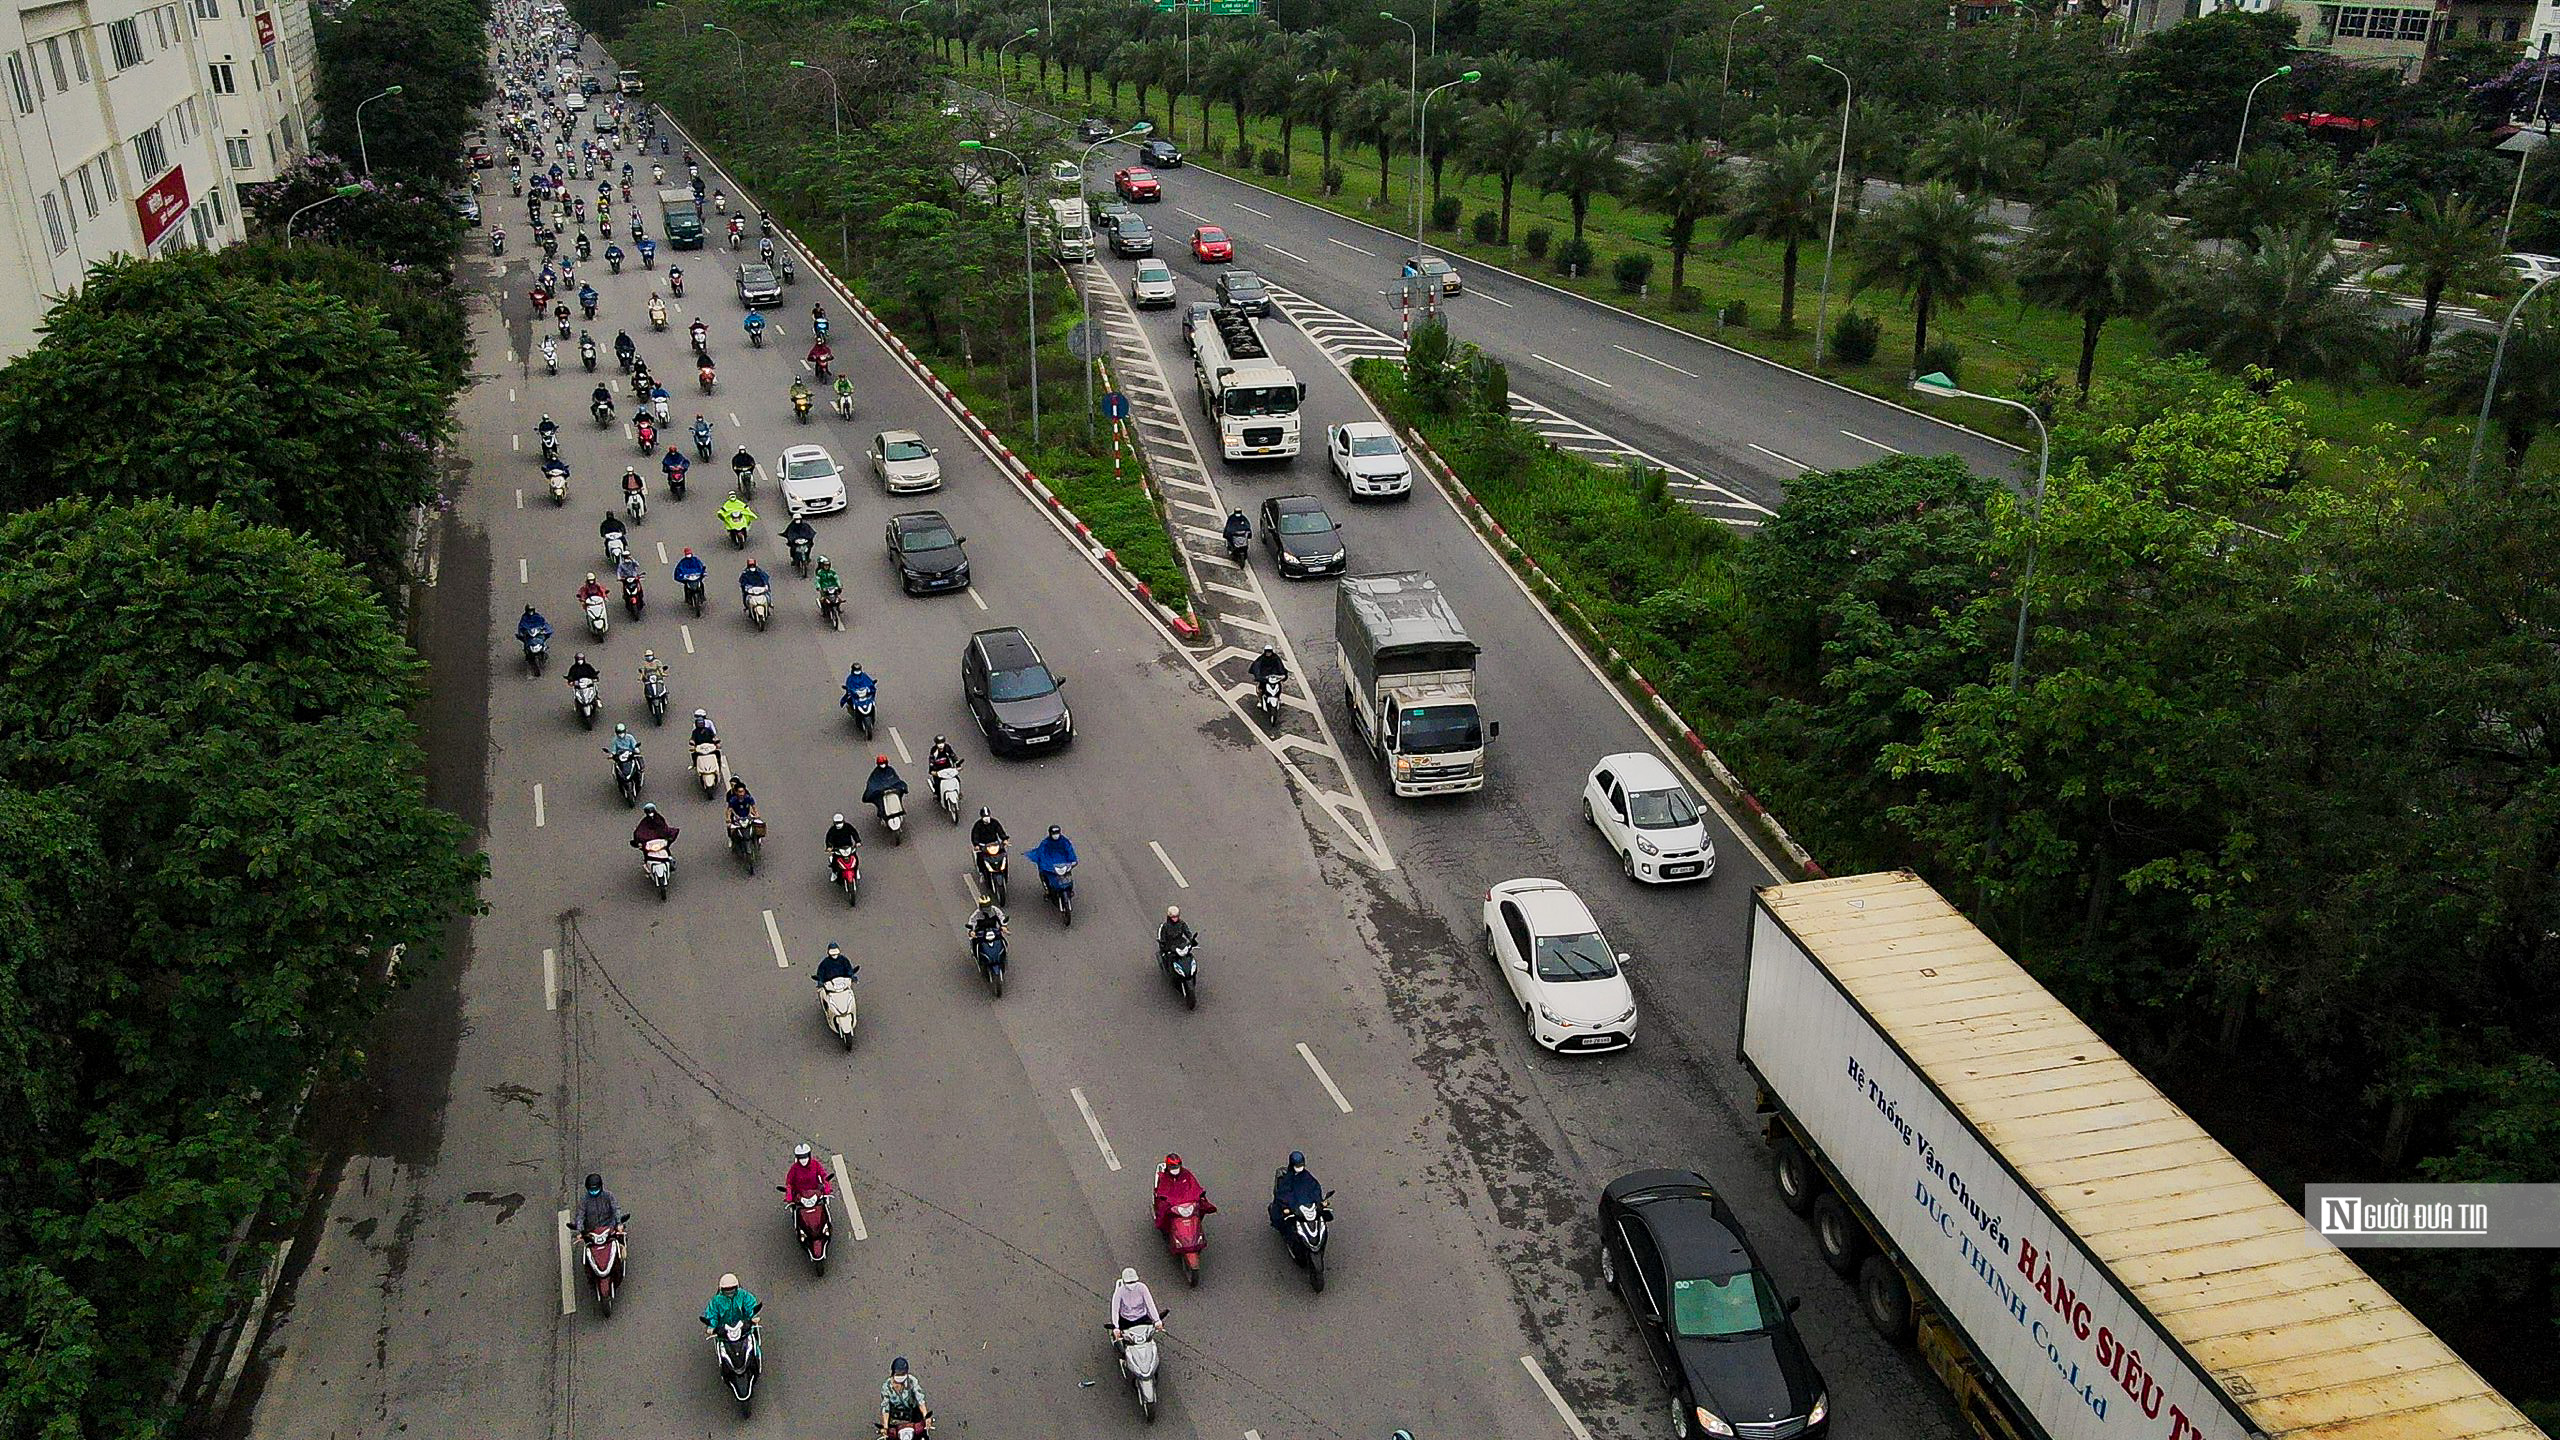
left=728, top=410, right=741, bottom=426
left=1749, top=442, right=1808, bottom=471
left=655, top=540, right=670, bottom=564
left=831, top=1154, right=867, bottom=1240
left=1296, top=1043, right=1353, bottom=1114
left=512, top=433, right=522, bottom=452
left=1521, top=1355, right=1595, bottom=1440
left=1478, top=292, right=1514, bottom=307
left=1325, top=236, right=1374, bottom=256
left=1176, top=206, right=1209, bottom=222
left=1148, top=840, right=1190, bottom=889
left=533, top=784, right=546, bottom=828
left=888, top=725, right=913, bottom=765
left=1841, top=428, right=1899, bottom=453
left=968, top=587, right=989, bottom=610
left=1611, top=342, right=1701, bottom=378
left=763, top=908, right=790, bottom=967
left=1529, top=352, right=1615, bottom=388
left=680, top=623, right=696, bottom=654
left=510, top=387, right=519, bottom=404
left=516, top=489, right=525, bottom=509
left=1266, top=244, right=1307, bottom=264
left=556, top=1209, right=578, bottom=1315
left=1234, top=201, right=1270, bottom=217
left=519, top=558, right=530, bottom=584
left=1071, top=1087, right=1122, bottom=1171
left=543, top=947, right=558, bottom=1011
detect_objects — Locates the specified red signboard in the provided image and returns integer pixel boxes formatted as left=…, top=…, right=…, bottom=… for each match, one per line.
left=135, top=166, right=190, bottom=246
left=254, top=10, right=275, bottom=46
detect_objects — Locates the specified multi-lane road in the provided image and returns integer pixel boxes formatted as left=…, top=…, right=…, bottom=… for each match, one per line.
left=230, top=35, right=1965, bottom=1440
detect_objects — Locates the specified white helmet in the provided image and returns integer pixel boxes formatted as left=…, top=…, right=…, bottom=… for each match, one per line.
left=719, top=1272, right=740, bottom=1290
left=1165, top=905, right=1181, bottom=919
left=832, top=812, right=846, bottom=824
left=793, top=1141, right=812, bottom=1159
left=1119, top=1266, right=1139, bottom=1285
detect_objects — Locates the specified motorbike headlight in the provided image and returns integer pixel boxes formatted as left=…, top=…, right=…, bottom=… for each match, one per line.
left=1634, top=836, right=1659, bottom=856
left=1694, top=1405, right=1735, bottom=1437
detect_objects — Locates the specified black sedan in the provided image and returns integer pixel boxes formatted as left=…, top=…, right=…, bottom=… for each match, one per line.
left=1259, top=495, right=1347, bottom=579
left=1600, top=1170, right=1829, bottom=1440
left=885, top=510, right=971, bottom=595
left=1140, top=138, right=1182, bottom=168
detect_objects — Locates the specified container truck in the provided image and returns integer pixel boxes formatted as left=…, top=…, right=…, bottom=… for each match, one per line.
left=659, top=188, right=703, bottom=249
left=1191, top=307, right=1304, bottom=460
left=1739, top=871, right=2538, bottom=1440
left=1335, top=572, right=1494, bottom=796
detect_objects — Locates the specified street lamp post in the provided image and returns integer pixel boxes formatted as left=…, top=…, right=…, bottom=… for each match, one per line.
left=998, top=27, right=1038, bottom=111
left=702, top=22, right=747, bottom=77
left=2232, top=64, right=2292, bottom=167
left=899, top=0, right=930, bottom=17
left=2465, top=271, right=2558, bottom=483
left=1077, top=123, right=1154, bottom=431
left=1380, top=12, right=1419, bottom=235
left=287, top=183, right=366, bottom=244
left=1807, top=54, right=1850, bottom=367
left=961, top=139, right=1042, bottom=446
left=1911, top=371, right=2048, bottom=693
left=354, top=84, right=403, bottom=177
left=1409, top=70, right=1478, bottom=343
left=2501, top=35, right=2554, bottom=250
left=789, top=59, right=847, bottom=263
left=1718, top=6, right=1767, bottom=131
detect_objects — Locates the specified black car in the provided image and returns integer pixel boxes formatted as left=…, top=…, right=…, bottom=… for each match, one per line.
left=886, top=510, right=971, bottom=595
left=1216, top=269, right=1270, bottom=316
left=1259, top=495, right=1347, bottom=579
left=1140, top=138, right=1182, bottom=169
left=1078, top=117, right=1114, bottom=143
left=737, top=263, right=782, bottom=307
left=1110, top=214, right=1154, bottom=257
left=963, top=626, right=1072, bottom=755
left=1600, top=1170, right=1829, bottom=1440
left=580, top=76, right=603, bottom=95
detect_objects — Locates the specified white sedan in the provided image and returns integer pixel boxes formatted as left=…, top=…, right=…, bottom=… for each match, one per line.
left=777, top=443, right=848, bottom=518
left=1583, top=752, right=1715, bottom=884
left=1482, top=878, right=1637, bottom=1053
left=1130, top=258, right=1177, bottom=308
left=869, top=428, right=943, bottom=494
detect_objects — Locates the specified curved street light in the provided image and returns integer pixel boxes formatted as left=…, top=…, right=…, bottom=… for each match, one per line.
left=1806, top=54, right=1851, bottom=367
left=1409, top=71, right=1479, bottom=338
left=998, top=27, right=1038, bottom=111
left=354, top=84, right=403, bottom=177
left=1076, top=123, right=1154, bottom=429
left=2233, top=64, right=2292, bottom=166
left=1718, top=6, right=1769, bottom=126
left=287, top=183, right=366, bottom=244
left=789, top=59, right=847, bottom=262
left=2466, top=271, right=2559, bottom=483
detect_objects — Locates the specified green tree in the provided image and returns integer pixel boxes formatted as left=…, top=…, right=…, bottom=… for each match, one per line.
left=1851, top=179, right=1997, bottom=368
left=316, top=0, right=491, bottom=187
left=1296, top=67, right=1354, bottom=173
left=2186, top=149, right=2342, bottom=248
left=1578, top=70, right=1650, bottom=146
left=243, top=154, right=465, bottom=279
left=2381, top=193, right=2503, bottom=356
left=1518, top=57, right=1579, bottom=140
left=1203, top=37, right=1261, bottom=153
left=2428, top=303, right=2560, bottom=469
left=2108, top=9, right=2298, bottom=175
left=1659, top=76, right=1720, bottom=143
left=2038, top=129, right=2165, bottom=206
left=1349, top=78, right=1409, bottom=204
left=1910, top=109, right=2041, bottom=199
left=2014, top=185, right=2175, bottom=396
left=1633, top=140, right=1729, bottom=293
left=1112, top=40, right=1154, bottom=118
left=1720, top=135, right=1831, bottom=332
left=1531, top=128, right=1624, bottom=246
left=1462, top=101, right=1542, bottom=244
left=2152, top=222, right=2379, bottom=380
left=205, top=237, right=469, bottom=396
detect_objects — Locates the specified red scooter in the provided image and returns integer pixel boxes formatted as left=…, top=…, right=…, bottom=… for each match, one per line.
left=635, top=418, right=657, bottom=454
left=780, top=1184, right=831, bottom=1275
left=566, top=1216, right=627, bottom=1316
left=1161, top=1197, right=1213, bottom=1285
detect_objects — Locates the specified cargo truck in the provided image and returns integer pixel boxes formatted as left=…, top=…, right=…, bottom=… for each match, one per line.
left=1335, top=572, right=1494, bottom=796
left=1740, top=872, right=2538, bottom=1440
left=659, top=187, right=703, bottom=249
left=1046, top=197, right=1095, bottom=261
left=1191, top=306, right=1304, bottom=460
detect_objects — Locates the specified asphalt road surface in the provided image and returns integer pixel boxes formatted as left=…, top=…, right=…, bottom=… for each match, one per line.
left=231, top=39, right=1963, bottom=1440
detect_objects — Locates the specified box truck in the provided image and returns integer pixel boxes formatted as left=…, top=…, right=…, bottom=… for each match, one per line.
left=1336, top=572, right=1493, bottom=796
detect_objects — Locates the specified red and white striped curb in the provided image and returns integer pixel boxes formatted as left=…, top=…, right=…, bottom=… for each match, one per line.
left=1383, top=411, right=1825, bottom=881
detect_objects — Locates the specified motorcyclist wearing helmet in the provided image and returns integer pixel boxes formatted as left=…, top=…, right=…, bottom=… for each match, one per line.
left=812, top=941, right=858, bottom=986
left=1028, top=824, right=1077, bottom=883
left=823, top=812, right=861, bottom=852
left=970, top=808, right=1009, bottom=849
left=880, top=1357, right=931, bottom=1434
left=689, top=708, right=719, bottom=747
left=861, top=755, right=908, bottom=815
left=780, top=513, right=817, bottom=559
left=840, top=662, right=875, bottom=715
left=576, top=1171, right=624, bottom=1239
left=1152, top=1153, right=1212, bottom=1235
left=1109, top=1264, right=1163, bottom=1337
left=674, top=547, right=708, bottom=590
left=814, top=554, right=842, bottom=601
left=737, top=556, right=771, bottom=601
left=781, top=1140, right=832, bottom=1205
left=1249, top=645, right=1287, bottom=686
left=926, top=735, right=960, bottom=773
left=576, top=571, right=610, bottom=606
left=607, top=721, right=640, bottom=759
left=1157, top=905, right=1196, bottom=955
left=564, top=651, right=601, bottom=686
left=718, top=494, right=758, bottom=534
left=1223, top=509, right=1251, bottom=550
left=1269, top=1150, right=1325, bottom=1232
left=700, top=1272, right=758, bottom=1336
left=517, top=605, right=553, bottom=645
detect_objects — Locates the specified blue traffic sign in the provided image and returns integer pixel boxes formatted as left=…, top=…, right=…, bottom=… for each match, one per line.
left=1103, top=390, right=1130, bottom=420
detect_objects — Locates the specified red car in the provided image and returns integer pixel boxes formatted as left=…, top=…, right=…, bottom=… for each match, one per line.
left=1114, top=166, right=1161, bottom=202
left=1190, top=226, right=1234, bottom=263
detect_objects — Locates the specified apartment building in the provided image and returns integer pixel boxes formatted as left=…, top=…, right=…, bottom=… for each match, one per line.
left=2123, top=0, right=2441, bottom=72
left=0, top=0, right=314, bottom=358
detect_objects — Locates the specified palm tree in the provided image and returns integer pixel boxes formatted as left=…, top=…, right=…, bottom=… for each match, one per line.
left=1851, top=180, right=1998, bottom=366
left=2152, top=222, right=2381, bottom=379
left=1720, top=135, right=1830, bottom=331
left=2014, top=185, right=2175, bottom=396
left=1348, top=78, right=1408, bottom=205
left=2429, top=302, right=2560, bottom=470
left=2186, top=150, right=2340, bottom=249
left=1909, top=110, right=2040, bottom=200
left=1579, top=72, right=1650, bottom=147
left=2037, top=128, right=2162, bottom=206
left=1153, top=40, right=1190, bottom=148
left=1470, top=50, right=1526, bottom=105
left=1255, top=65, right=1298, bottom=170
left=1296, top=67, right=1353, bottom=175
left=1533, top=129, right=1623, bottom=248
left=1202, top=39, right=1261, bottom=154
left=1462, top=101, right=1540, bottom=244
left=1660, top=77, right=1719, bottom=143
left=1632, top=141, right=1729, bottom=294
left=2382, top=194, right=2502, bottom=356
left=1111, top=41, right=1151, bottom=120
left=1518, top=59, right=1578, bottom=141
left=1425, top=97, right=1469, bottom=206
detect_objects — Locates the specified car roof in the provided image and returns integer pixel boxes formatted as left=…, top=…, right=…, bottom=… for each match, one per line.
left=1224, top=270, right=1263, bottom=284
left=779, top=443, right=834, bottom=464
left=1136, top=258, right=1171, bottom=273
left=1268, top=494, right=1327, bottom=515
left=972, top=626, right=1040, bottom=665
left=1594, top=751, right=1684, bottom=792
left=1492, top=877, right=1601, bottom=934
left=1338, top=420, right=1394, bottom=440
left=1120, top=165, right=1152, bottom=175
left=1196, top=225, right=1224, bottom=236
left=1621, top=1181, right=1754, bottom=1278
left=891, top=508, right=950, bottom=530
left=874, top=428, right=924, bottom=446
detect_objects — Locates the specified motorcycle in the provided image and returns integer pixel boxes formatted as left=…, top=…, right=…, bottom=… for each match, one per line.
left=733, top=460, right=756, bottom=499
left=1280, top=1190, right=1336, bottom=1292
left=975, top=840, right=1009, bottom=906
left=692, top=740, right=723, bottom=796
left=592, top=396, right=616, bottom=427
left=651, top=393, right=671, bottom=424
left=728, top=812, right=763, bottom=874
left=620, top=570, right=645, bottom=619
left=829, top=844, right=861, bottom=909
left=969, top=913, right=1007, bottom=997
left=819, top=968, right=859, bottom=1044
left=624, top=484, right=647, bottom=522
left=1257, top=671, right=1284, bottom=723
left=605, top=529, right=630, bottom=567
left=584, top=591, right=611, bottom=638
left=565, top=1215, right=629, bottom=1315
left=642, top=836, right=675, bottom=898
left=547, top=465, right=570, bottom=505
left=710, top=1319, right=761, bottom=1417
left=693, top=423, right=714, bottom=461
left=643, top=671, right=669, bottom=724
left=580, top=336, right=598, bottom=371
left=635, top=418, right=658, bottom=455
left=788, top=534, right=814, bottom=577
left=539, top=431, right=563, bottom=465
left=778, top=1183, right=831, bottom=1274
left=610, top=747, right=644, bottom=807
left=791, top=391, right=812, bottom=424
left=843, top=681, right=874, bottom=736
left=747, top=321, right=766, bottom=349
left=667, top=464, right=689, bottom=501
left=491, top=228, right=507, bottom=256
left=648, top=299, right=667, bottom=330
left=1159, top=929, right=1202, bottom=1010
left=743, top=582, right=772, bottom=631
left=1111, top=1316, right=1170, bottom=1421
left=1226, top=527, right=1249, bottom=566
left=820, top=584, right=844, bottom=632
left=668, top=268, right=684, bottom=297
left=833, top=389, right=854, bottom=422
left=1164, top=1197, right=1209, bottom=1284
left=725, top=518, right=751, bottom=550
left=541, top=340, right=559, bottom=374
left=522, top=630, right=550, bottom=675
left=932, top=763, right=963, bottom=824
left=682, top=574, right=706, bottom=615
left=571, top=674, right=601, bottom=729
left=698, top=362, right=716, bottom=394
left=1040, top=860, right=1075, bottom=926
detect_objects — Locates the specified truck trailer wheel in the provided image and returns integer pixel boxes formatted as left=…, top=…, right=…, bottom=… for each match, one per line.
left=1813, top=1194, right=1865, bottom=1275
left=1857, top=1254, right=1914, bottom=1342
left=1771, top=1138, right=1818, bottom=1216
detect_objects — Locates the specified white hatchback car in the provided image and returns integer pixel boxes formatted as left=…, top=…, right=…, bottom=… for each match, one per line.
left=777, top=443, right=848, bottom=518
left=869, top=429, right=943, bottom=494
left=1130, top=258, right=1178, bottom=308
left=1483, top=878, right=1637, bottom=1053
left=1583, top=752, right=1715, bottom=884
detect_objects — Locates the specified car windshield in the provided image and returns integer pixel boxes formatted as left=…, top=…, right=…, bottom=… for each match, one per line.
left=882, top=438, right=931, bottom=462
left=785, top=456, right=836, bottom=480
left=1275, top=510, right=1333, bottom=536
left=1224, top=385, right=1299, bottom=418
left=901, top=524, right=959, bottom=551
left=1627, top=787, right=1699, bottom=828
left=1227, top=272, right=1263, bottom=290
left=1396, top=703, right=1480, bottom=754
left=1350, top=433, right=1401, bottom=457
left=1198, top=229, right=1225, bottom=243
left=1137, top=263, right=1170, bottom=282
left=1531, top=930, right=1620, bottom=982
left=988, top=663, right=1058, bottom=703
left=1671, top=1270, right=1785, bottom=1338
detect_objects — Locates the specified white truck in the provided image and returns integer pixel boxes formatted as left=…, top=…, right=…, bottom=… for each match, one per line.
left=1335, top=572, right=1494, bottom=797
left=1191, top=307, right=1304, bottom=461
left=1046, top=197, right=1094, bottom=261
left=1740, top=872, right=2537, bottom=1440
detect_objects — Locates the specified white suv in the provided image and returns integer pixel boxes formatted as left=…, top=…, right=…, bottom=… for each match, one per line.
left=1327, top=422, right=1412, bottom=498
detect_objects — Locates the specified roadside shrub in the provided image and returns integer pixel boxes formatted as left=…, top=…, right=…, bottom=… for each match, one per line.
left=1321, top=164, right=1345, bottom=194
left=1915, top=341, right=1963, bottom=385
left=1718, top=297, right=1750, bottom=327
left=1472, top=209, right=1500, bottom=244
left=1612, top=252, right=1654, bottom=294
left=1523, top=225, right=1553, bottom=259
left=1473, top=355, right=1511, bottom=417
left=1259, top=146, right=1286, bottom=176
left=1432, top=195, right=1462, bottom=231
left=1554, top=236, right=1594, bottom=276
left=1830, top=310, right=1880, bottom=365
left=1668, top=285, right=1703, bottom=312
left=1201, top=135, right=1226, bottom=162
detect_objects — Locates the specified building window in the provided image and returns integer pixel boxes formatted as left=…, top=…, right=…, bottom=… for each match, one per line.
left=132, top=124, right=167, bottom=178
left=5, top=54, right=31, bottom=113
left=2506, top=16, right=2525, bottom=39
left=209, top=61, right=234, bottom=93
left=193, top=0, right=219, bottom=17
left=225, top=135, right=253, bottom=168
left=72, top=34, right=88, bottom=81
left=2398, top=9, right=2430, bottom=38
left=40, top=193, right=67, bottom=254
left=43, top=36, right=67, bottom=90
left=99, top=155, right=117, bottom=200
left=109, top=18, right=143, bottom=69
left=76, top=164, right=98, bottom=217
left=280, top=112, right=298, bottom=151
left=208, top=185, right=224, bottom=227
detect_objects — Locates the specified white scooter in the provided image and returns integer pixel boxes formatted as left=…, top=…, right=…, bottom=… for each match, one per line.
left=692, top=740, right=723, bottom=796
left=819, top=972, right=858, bottom=1048
left=641, top=837, right=674, bottom=900
left=876, top=787, right=905, bottom=844
left=1256, top=670, right=1283, bottom=723
left=743, top=583, right=771, bottom=631
left=570, top=674, right=600, bottom=729
left=604, top=529, right=629, bottom=566
left=624, top=484, right=647, bottom=522
left=546, top=465, right=570, bottom=505
left=1112, top=1316, right=1169, bottom=1422
left=932, top=762, right=963, bottom=824
left=583, top=592, right=610, bottom=638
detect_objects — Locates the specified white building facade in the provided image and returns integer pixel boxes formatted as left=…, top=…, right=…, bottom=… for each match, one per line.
left=0, top=0, right=316, bottom=359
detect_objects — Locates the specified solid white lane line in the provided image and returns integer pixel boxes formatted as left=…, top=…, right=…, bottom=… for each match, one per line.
left=557, top=1210, right=578, bottom=1316
left=1520, top=1356, right=1595, bottom=1440
left=763, top=909, right=790, bottom=967
left=1266, top=244, right=1307, bottom=264
left=1841, top=429, right=1900, bottom=453
left=1234, top=201, right=1270, bottom=217
left=533, top=784, right=546, bottom=828
left=1529, top=352, right=1616, bottom=388
left=680, top=623, right=696, bottom=654
left=968, top=586, right=989, bottom=610
left=1296, top=1043, right=1353, bottom=1114
left=519, top=558, right=529, bottom=585
left=1176, top=206, right=1209, bottom=222
left=1478, top=292, right=1514, bottom=307
left=1148, top=840, right=1190, bottom=889
left=655, top=540, right=670, bottom=564
left=1610, top=343, right=1701, bottom=379
left=543, top=947, right=558, bottom=1011
left=1749, top=442, right=1809, bottom=471
left=1071, top=1087, right=1122, bottom=1171
left=830, top=1154, right=868, bottom=1240
left=888, top=725, right=913, bottom=765
left=1325, top=236, right=1374, bottom=256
